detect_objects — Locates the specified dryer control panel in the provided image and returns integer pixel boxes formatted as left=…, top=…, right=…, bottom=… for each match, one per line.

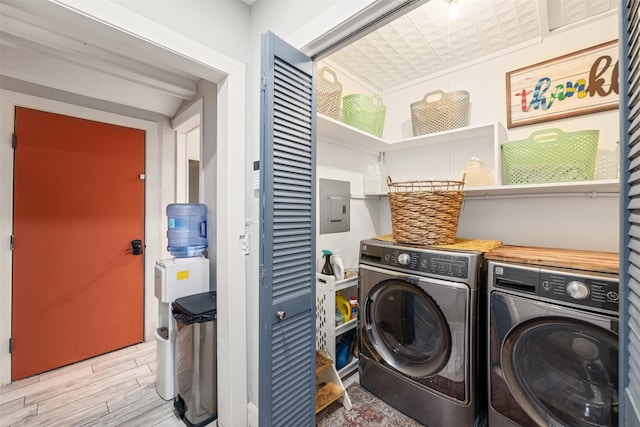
left=359, top=239, right=481, bottom=285
left=490, top=262, right=619, bottom=314
left=382, top=247, right=470, bottom=279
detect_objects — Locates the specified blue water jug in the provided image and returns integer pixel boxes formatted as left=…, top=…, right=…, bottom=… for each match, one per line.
left=166, top=203, right=208, bottom=257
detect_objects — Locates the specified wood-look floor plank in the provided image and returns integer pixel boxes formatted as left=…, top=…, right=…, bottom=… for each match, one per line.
left=0, top=396, right=25, bottom=416
left=0, top=403, right=38, bottom=427
left=11, top=402, right=109, bottom=427
left=133, top=347, right=156, bottom=367
left=152, top=414, right=186, bottom=427
left=101, top=388, right=171, bottom=427
left=92, top=344, right=154, bottom=373
left=0, top=376, right=38, bottom=397
left=0, top=340, right=211, bottom=426
left=37, top=378, right=142, bottom=414
left=31, top=343, right=141, bottom=386
left=0, top=366, right=94, bottom=406
left=135, top=368, right=158, bottom=389
left=106, top=382, right=159, bottom=414
left=24, top=362, right=144, bottom=406
left=113, top=397, right=179, bottom=427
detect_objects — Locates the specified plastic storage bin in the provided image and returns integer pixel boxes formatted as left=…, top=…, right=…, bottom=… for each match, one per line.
left=167, top=203, right=208, bottom=257
left=172, top=291, right=217, bottom=427
left=502, top=128, right=599, bottom=184
left=342, top=94, right=386, bottom=137
left=316, top=66, right=342, bottom=120
left=410, top=90, right=470, bottom=136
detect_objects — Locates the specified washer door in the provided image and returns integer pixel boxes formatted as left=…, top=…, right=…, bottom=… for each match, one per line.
left=502, top=318, right=618, bottom=427
left=365, top=278, right=451, bottom=378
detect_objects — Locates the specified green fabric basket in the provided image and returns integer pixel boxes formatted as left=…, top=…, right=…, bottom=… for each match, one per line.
left=502, top=128, right=599, bottom=184
left=342, top=94, right=386, bottom=138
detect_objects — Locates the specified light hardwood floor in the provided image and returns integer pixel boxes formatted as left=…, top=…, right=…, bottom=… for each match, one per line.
left=0, top=341, right=184, bottom=427
left=0, top=341, right=362, bottom=427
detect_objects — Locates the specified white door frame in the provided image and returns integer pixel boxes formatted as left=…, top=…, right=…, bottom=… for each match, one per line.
left=173, top=99, right=204, bottom=203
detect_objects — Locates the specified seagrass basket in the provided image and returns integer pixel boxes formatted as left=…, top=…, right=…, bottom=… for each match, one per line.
left=387, top=176, right=465, bottom=246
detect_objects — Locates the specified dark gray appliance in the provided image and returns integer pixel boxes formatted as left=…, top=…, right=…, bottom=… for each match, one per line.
left=172, top=291, right=217, bottom=427
left=358, top=239, right=485, bottom=426
left=488, top=261, right=619, bottom=427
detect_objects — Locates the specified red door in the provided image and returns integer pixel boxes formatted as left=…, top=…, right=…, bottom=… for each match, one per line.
left=11, top=107, right=145, bottom=380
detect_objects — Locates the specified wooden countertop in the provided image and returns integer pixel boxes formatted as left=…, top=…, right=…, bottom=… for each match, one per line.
left=485, top=245, right=619, bottom=274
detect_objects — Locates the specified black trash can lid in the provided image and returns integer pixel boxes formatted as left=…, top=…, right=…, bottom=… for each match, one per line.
left=173, top=290, right=216, bottom=317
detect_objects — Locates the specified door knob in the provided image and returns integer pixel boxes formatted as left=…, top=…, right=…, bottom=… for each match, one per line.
left=277, top=310, right=286, bottom=320
left=130, top=239, right=143, bottom=255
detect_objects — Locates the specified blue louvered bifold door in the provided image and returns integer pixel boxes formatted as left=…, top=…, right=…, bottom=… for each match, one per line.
left=258, top=31, right=316, bottom=427
left=622, top=0, right=640, bottom=425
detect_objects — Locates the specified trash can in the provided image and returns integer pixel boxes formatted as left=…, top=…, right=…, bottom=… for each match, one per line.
left=172, top=291, right=217, bottom=427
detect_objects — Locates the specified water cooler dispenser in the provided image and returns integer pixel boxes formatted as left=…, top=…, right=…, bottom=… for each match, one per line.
left=154, top=203, right=210, bottom=401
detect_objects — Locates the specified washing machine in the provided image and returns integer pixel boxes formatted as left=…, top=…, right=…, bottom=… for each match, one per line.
left=358, top=239, right=485, bottom=426
left=487, top=260, right=619, bottom=427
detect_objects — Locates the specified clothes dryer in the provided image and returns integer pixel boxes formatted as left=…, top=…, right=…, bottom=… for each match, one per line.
left=358, top=239, right=485, bottom=426
left=487, top=260, right=619, bottom=427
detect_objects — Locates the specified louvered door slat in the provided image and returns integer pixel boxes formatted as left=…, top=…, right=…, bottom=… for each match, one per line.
left=623, top=1, right=640, bottom=424
left=259, top=31, right=316, bottom=427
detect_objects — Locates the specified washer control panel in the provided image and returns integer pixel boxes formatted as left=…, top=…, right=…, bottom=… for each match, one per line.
left=491, top=262, right=619, bottom=314
left=539, top=270, right=619, bottom=312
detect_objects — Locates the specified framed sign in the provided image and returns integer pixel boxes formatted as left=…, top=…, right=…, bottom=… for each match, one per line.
left=506, top=40, right=619, bottom=128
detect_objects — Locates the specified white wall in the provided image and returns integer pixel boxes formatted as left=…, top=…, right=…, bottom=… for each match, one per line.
left=316, top=143, right=382, bottom=270
left=111, top=0, right=252, bottom=64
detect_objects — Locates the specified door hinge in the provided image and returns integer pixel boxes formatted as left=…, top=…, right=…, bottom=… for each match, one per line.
left=9, top=338, right=13, bottom=354
left=139, top=174, right=146, bottom=180
left=12, top=133, right=16, bottom=149
left=9, top=235, right=14, bottom=251
left=260, top=74, right=266, bottom=92
left=259, top=264, right=264, bottom=284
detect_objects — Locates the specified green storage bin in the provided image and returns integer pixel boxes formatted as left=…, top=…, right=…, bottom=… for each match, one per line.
left=342, top=94, right=386, bottom=138
left=502, top=128, right=599, bottom=184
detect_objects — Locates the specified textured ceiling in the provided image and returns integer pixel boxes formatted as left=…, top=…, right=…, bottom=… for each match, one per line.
left=325, top=0, right=618, bottom=91
left=0, top=0, right=617, bottom=115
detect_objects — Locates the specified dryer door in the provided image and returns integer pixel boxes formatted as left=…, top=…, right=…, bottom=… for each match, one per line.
left=502, top=318, right=618, bottom=427
left=365, top=278, right=450, bottom=376
left=360, top=266, right=470, bottom=402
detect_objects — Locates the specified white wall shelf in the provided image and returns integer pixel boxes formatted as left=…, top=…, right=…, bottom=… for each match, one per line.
left=318, top=113, right=502, bottom=155
left=317, top=113, right=388, bottom=155
left=319, top=114, right=620, bottom=196
left=352, top=179, right=619, bottom=199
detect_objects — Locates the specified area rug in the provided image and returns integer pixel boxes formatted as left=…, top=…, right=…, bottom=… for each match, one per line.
left=316, top=382, right=424, bottom=427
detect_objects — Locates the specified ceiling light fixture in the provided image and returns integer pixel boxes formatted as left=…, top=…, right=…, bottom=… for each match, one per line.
left=448, top=0, right=459, bottom=19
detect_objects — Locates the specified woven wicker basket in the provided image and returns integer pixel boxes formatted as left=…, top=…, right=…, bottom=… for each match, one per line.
left=410, top=90, right=470, bottom=136
left=316, top=67, right=342, bottom=119
left=387, top=177, right=465, bottom=246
